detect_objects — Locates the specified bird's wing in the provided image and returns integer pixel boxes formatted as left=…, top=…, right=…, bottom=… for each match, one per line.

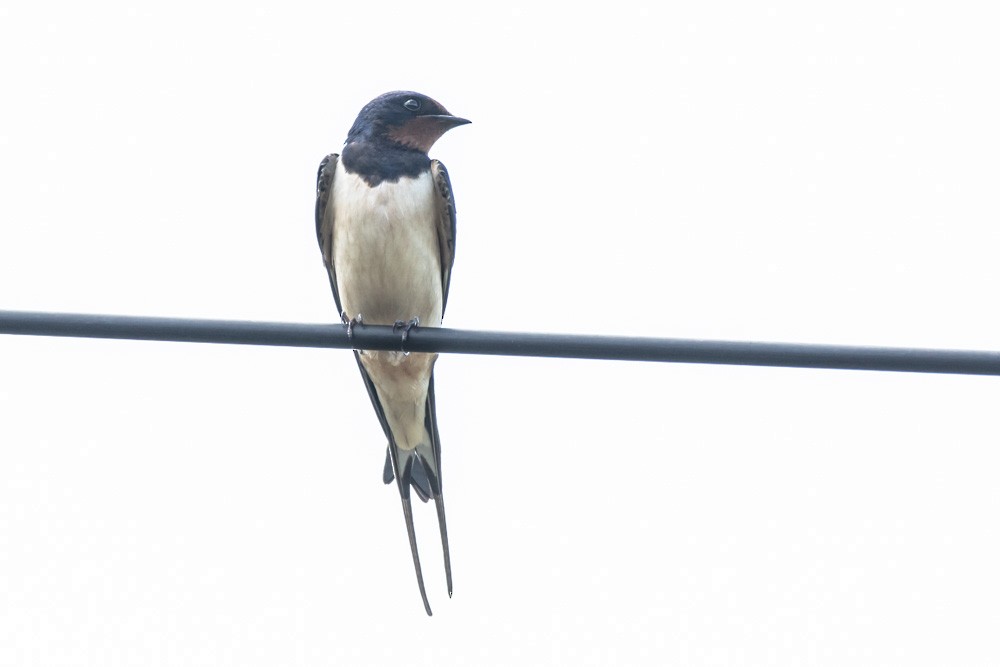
left=315, top=153, right=343, bottom=314
left=431, top=159, right=457, bottom=317
left=316, top=152, right=398, bottom=449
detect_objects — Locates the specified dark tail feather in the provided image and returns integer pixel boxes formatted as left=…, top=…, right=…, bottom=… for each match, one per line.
left=384, top=446, right=432, bottom=502
left=400, top=496, right=432, bottom=615
left=425, top=376, right=452, bottom=597
left=383, top=449, right=394, bottom=484
left=386, top=437, right=441, bottom=615
left=435, top=495, right=453, bottom=597
left=354, top=354, right=451, bottom=614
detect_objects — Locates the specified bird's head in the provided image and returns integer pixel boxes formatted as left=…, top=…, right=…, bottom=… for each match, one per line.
left=345, top=91, right=470, bottom=153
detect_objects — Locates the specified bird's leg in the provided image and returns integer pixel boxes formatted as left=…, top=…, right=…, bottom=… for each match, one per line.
left=393, top=317, right=420, bottom=355
left=341, top=311, right=364, bottom=343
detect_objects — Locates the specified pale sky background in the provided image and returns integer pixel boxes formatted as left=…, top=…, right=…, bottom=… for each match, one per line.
left=2, top=2, right=999, bottom=665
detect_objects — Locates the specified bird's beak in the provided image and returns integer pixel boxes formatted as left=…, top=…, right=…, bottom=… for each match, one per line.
left=427, top=114, right=471, bottom=130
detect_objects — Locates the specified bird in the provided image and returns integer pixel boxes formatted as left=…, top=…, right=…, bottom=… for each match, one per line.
left=314, top=91, right=469, bottom=615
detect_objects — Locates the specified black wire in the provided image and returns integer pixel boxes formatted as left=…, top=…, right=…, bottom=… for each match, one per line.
left=2, top=309, right=1000, bottom=376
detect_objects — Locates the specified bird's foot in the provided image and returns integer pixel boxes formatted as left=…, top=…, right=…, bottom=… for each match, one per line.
left=341, top=311, right=364, bottom=343
left=393, top=317, right=420, bottom=355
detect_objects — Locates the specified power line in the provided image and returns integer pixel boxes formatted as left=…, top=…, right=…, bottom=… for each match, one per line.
left=2, top=308, right=999, bottom=376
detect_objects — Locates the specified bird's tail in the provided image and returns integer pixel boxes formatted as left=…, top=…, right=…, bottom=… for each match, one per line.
left=383, top=435, right=451, bottom=616
left=353, top=353, right=450, bottom=615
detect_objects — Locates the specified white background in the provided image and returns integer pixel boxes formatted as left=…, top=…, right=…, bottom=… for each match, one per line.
left=2, top=2, right=999, bottom=665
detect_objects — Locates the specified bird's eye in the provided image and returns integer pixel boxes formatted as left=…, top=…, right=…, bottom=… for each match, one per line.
left=403, top=99, right=421, bottom=111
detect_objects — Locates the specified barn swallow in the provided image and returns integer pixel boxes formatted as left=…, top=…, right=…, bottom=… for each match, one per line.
left=315, top=91, right=468, bottom=615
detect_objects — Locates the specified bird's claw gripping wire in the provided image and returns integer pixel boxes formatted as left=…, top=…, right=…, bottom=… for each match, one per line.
left=393, top=317, right=420, bottom=355
left=341, top=311, right=364, bottom=344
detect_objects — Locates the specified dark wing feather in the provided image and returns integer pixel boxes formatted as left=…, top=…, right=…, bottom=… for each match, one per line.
left=315, top=152, right=397, bottom=447
left=431, top=160, right=457, bottom=317
left=315, top=153, right=342, bottom=314
left=425, top=158, right=456, bottom=494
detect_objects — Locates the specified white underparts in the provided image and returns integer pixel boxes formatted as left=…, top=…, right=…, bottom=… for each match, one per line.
left=332, top=161, right=443, bottom=450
